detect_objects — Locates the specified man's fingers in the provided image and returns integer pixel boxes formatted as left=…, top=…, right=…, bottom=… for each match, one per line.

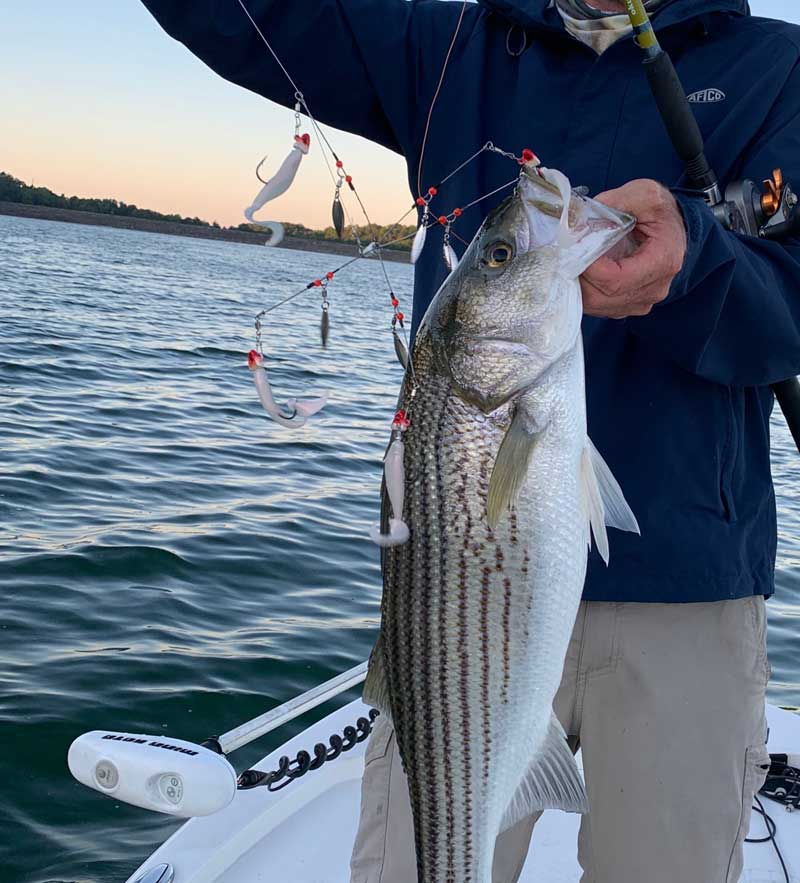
left=583, top=238, right=672, bottom=295
left=612, top=236, right=680, bottom=286
left=582, top=276, right=666, bottom=317
left=583, top=293, right=655, bottom=319
left=581, top=256, right=624, bottom=292
left=595, top=180, right=669, bottom=217
left=581, top=179, right=686, bottom=319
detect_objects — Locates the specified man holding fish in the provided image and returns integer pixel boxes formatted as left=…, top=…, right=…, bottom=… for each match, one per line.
left=141, top=0, right=800, bottom=880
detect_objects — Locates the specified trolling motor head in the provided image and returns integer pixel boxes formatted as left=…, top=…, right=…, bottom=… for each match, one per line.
left=68, top=730, right=237, bottom=817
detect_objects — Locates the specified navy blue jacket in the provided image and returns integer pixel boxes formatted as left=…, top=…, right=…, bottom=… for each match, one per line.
left=142, top=0, right=800, bottom=602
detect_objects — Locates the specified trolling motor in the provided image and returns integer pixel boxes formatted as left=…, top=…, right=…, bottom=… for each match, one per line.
left=68, top=660, right=370, bottom=817
left=624, top=0, right=800, bottom=451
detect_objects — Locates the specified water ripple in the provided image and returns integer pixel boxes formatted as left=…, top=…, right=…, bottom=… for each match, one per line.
left=1, top=214, right=798, bottom=883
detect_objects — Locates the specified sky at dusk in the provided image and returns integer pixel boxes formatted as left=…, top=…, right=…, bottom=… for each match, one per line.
left=2, top=0, right=798, bottom=229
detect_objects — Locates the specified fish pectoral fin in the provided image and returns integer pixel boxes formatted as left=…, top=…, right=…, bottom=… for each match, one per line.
left=363, top=637, right=392, bottom=721
left=500, top=713, right=588, bottom=831
left=487, top=408, right=540, bottom=530
left=581, top=438, right=640, bottom=566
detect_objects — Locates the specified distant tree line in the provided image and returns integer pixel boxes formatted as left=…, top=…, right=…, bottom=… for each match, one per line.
left=235, top=220, right=415, bottom=251
left=0, top=172, right=216, bottom=227
left=0, top=170, right=415, bottom=248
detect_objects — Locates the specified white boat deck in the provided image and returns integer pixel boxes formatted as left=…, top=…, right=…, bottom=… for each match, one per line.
left=127, top=701, right=800, bottom=883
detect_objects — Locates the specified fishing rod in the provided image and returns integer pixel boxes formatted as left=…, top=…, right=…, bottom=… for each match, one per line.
left=624, top=0, right=800, bottom=452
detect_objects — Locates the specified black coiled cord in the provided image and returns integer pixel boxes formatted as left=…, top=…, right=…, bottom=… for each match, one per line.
left=237, top=709, right=380, bottom=792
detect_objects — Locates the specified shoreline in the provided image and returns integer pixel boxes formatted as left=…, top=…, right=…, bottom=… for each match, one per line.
left=0, top=201, right=410, bottom=263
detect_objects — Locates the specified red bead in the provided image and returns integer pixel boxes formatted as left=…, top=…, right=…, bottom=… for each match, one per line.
left=345, top=175, right=353, bottom=184
left=391, top=298, right=399, bottom=307
left=453, top=207, right=462, bottom=217
left=521, top=148, right=537, bottom=164
left=437, top=215, right=447, bottom=225
left=428, top=186, right=438, bottom=196
left=416, top=196, right=426, bottom=206
left=313, top=279, right=322, bottom=287
left=392, top=408, right=410, bottom=430
left=336, top=160, right=344, bottom=168
left=397, top=312, right=404, bottom=321
left=326, top=271, right=335, bottom=280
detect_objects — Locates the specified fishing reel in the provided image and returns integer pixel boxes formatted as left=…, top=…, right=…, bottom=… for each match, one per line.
left=625, top=0, right=800, bottom=244
left=713, top=169, right=800, bottom=241
left=626, top=0, right=800, bottom=451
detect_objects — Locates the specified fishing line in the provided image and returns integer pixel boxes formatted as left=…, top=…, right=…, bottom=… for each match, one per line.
left=377, top=205, right=419, bottom=248
left=237, top=0, right=391, bottom=259
left=379, top=144, right=520, bottom=249
left=235, top=0, right=420, bottom=405
left=456, top=176, right=520, bottom=214
left=416, top=0, right=469, bottom=197
left=234, top=0, right=351, bottom=178
left=256, top=254, right=364, bottom=319
left=235, top=0, right=539, bottom=511
left=236, top=0, right=527, bottom=292
left=235, top=0, right=369, bottom=253
left=416, top=176, right=520, bottom=236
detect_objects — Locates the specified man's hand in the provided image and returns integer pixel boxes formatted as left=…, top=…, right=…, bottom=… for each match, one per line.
left=582, top=180, right=688, bottom=319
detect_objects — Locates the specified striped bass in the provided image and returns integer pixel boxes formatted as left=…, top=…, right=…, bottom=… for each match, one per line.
left=364, top=163, right=640, bottom=883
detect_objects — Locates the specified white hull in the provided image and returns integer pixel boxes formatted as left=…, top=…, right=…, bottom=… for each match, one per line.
left=127, top=701, right=800, bottom=883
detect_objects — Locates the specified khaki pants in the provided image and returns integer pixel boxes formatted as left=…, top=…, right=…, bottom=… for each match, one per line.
left=350, top=598, right=771, bottom=883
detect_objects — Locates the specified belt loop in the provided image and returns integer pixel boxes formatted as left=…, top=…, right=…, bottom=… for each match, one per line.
left=506, top=24, right=528, bottom=57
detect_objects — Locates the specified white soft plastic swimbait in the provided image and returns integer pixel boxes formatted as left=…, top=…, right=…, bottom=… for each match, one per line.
left=247, top=349, right=327, bottom=429
left=370, top=410, right=411, bottom=547
left=244, top=134, right=311, bottom=241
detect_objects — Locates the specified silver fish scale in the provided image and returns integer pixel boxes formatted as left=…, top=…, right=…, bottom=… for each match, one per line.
left=377, top=320, right=588, bottom=883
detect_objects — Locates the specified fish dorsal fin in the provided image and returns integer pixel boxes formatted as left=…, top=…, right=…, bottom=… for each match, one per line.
left=363, top=636, right=392, bottom=722
left=580, top=438, right=640, bottom=565
left=500, top=712, right=588, bottom=832
left=487, top=409, right=540, bottom=530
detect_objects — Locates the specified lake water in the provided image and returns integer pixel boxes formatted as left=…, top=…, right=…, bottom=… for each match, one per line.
left=1, top=214, right=798, bottom=883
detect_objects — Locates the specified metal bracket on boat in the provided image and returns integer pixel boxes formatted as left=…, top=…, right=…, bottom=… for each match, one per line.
left=132, top=864, right=174, bottom=883
left=237, top=709, right=380, bottom=792
left=200, top=736, right=224, bottom=755
left=760, top=754, right=800, bottom=812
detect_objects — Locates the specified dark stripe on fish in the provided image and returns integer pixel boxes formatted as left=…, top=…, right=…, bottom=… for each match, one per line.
left=458, top=519, right=474, bottom=878
left=480, top=561, right=491, bottom=760
left=440, top=444, right=456, bottom=882
left=419, top=400, right=442, bottom=873
left=502, top=574, right=512, bottom=704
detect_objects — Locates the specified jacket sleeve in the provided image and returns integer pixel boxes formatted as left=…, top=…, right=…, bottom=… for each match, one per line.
left=628, top=63, right=800, bottom=388
left=139, top=0, right=463, bottom=156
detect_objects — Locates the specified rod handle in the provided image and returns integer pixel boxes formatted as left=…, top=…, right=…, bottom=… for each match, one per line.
left=643, top=52, right=716, bottom=192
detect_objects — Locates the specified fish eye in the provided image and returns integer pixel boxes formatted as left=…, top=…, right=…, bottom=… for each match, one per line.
left=482, top=241, right=514, bottom=269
